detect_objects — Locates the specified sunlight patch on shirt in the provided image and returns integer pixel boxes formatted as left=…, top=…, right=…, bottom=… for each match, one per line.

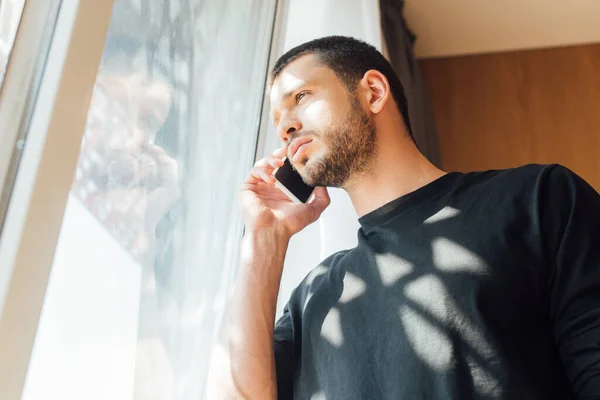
left=375, top=253, right=413, bottom=286
left=432, top=237, right=487, bottom=274
left=401, top=274, right=452, bottom=370
left=467, top=355, right=501, bottom=397
left=405, top=274, right=493, bottom=359
left=338, top=272, right=366, bottom=303
left=302, top=291, right=314, bottom=314
left=311, top=391, right=326, bottom=400
left=398, top=304, right=452, bottom=371
left=405, top=274, right=447, bottom=320
left=424, top=206, right=461, bottom=224
left=305, top=265, right=328, bottom=286
left=320, top=307, right=344, bottom=348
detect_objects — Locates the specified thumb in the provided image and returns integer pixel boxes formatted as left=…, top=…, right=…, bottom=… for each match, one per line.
left=308, top=187, right=330, bottom=212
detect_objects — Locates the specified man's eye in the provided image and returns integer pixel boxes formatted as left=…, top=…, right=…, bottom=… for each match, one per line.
left=296, top=92, right=307, bottom=102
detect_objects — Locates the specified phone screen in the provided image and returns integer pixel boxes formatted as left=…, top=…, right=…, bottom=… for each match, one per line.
left=274, top=158, right=315, bottom=203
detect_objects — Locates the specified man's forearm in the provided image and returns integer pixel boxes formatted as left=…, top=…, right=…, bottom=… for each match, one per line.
left=206, top=227, right=290, bottom=399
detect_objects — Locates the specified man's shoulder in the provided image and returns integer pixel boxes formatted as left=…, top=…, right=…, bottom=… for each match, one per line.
left=460, top=163, right=563, bottom=194
left=300, top=249, right=354, bottom=287
left=285, top=249, right=354, bottom=308
left=468, top=163, right=555, bottom=182
left=443, top=164, right=571, bottom=216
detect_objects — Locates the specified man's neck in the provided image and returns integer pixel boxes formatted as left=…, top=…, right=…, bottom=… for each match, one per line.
left=345, top=133, right=446, bottom=218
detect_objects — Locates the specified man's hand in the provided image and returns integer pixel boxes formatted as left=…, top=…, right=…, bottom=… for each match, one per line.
left=239, top=147, right=330, bottom=237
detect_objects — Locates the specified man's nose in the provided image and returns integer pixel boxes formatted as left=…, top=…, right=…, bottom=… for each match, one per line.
left=277, top=117, right=302, bottom=144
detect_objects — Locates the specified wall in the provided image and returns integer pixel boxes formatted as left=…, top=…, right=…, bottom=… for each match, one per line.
left=420, top=43, right=600, bottom=191
left=405, top=0, right=600, bottom=58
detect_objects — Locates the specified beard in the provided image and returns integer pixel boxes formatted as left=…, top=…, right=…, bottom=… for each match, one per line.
left=298, top=95, right=377, bottom=188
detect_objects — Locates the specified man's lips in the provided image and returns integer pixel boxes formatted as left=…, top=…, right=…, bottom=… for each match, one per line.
left=288, top=137, right=313, bottom=160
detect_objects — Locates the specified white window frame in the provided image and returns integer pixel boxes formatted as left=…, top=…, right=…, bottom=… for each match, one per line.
left=0, top=0, right=115, bottom=398
left=255, top=0, right=289, bottom=162
left=0, top=0, right=59, bottom=223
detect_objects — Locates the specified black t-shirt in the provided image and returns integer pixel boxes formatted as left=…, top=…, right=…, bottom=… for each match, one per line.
left=274, top=164, right=600, bottom=399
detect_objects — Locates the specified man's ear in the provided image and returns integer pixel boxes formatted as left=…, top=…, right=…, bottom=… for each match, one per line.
left=360, top=70, right=391, bottom=114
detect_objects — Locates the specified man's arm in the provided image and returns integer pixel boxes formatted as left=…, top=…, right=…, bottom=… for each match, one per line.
left=541, top=165, right=600, bottom=398
left=205, top=148, right=329, bottom=399
left=206, top=227, right=290, bottom=399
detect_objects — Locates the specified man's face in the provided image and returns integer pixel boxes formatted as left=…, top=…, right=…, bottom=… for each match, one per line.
left=270, top=54, right=377, bottom=188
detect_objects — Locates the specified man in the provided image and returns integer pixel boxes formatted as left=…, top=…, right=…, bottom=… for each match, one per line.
left=208, top=36, right=600, bottom=399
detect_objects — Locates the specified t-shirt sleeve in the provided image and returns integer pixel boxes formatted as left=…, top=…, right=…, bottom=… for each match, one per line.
left=541, top=165, right=600, bottom=398
left=274, top=303, right=295, bottom=399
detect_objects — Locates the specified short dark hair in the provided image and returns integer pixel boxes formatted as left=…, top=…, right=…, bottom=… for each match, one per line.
left=271, top=35, right=413, bottom=138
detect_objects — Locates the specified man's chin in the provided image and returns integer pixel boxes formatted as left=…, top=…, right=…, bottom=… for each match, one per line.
left=296, top=166, right=315, bottom=187
left=298, top=158, right=326, bottom=187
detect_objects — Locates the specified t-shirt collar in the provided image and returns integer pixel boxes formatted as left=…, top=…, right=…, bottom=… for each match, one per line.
left=358, top=172, right=463, bottom=231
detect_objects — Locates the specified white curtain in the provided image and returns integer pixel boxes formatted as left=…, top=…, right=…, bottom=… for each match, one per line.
left=23, top=1, right=277, bottom=399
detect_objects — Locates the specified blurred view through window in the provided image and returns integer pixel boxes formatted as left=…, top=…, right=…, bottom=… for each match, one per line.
left=22, top=1, right=276, bottom=399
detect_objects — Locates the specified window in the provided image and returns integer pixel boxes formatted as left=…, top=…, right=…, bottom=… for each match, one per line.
left=0, top=0, right=25, bottom=88
left=0, top=0, right=61, bottom=230
left=21, top=0, right=277, bottom=399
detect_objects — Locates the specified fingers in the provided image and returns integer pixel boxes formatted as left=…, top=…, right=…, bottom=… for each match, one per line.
left=258, top=155, right=285, bottom=170
left=245, top=152, right=285, bottom=185
left=249, top=166, right=275, bottom=184
left=308, top=187, right=331, bottom=211
left=302, top=187, right=330, bottom=223
left=271, top=146, right=287, bottom=158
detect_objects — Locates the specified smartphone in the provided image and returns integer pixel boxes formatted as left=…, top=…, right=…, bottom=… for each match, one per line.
left=273, top=157, right=315, bottom=203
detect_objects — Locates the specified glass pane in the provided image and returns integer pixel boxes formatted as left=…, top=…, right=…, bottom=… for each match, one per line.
left=0, top=0, right=25, bottom=89
left=23, top=1, right=277, bottom=399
